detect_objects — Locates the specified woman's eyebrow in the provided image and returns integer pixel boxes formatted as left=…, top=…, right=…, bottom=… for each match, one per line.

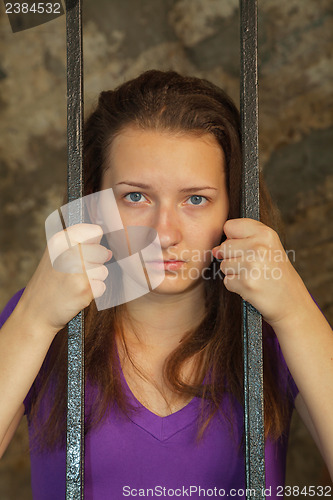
left=115, top=181, right=218, bottom=192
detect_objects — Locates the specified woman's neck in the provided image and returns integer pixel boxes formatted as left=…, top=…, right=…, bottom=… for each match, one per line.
left=122, top=282, right=206, bottom=354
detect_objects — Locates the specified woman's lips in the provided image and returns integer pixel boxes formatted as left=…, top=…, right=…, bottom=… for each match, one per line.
left=146, top=260, right=186, bottom=271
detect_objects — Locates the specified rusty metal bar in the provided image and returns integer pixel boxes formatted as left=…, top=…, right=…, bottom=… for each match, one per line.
left=240, top=0, right=265, bottom=498
left=65, top=0, right=85, bottom=498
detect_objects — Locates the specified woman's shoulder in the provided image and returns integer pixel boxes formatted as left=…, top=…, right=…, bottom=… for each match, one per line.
left=0, top=288, right=26, bottom=328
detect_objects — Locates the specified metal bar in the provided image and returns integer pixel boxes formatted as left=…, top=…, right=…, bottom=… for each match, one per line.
left=239, top=1, right=265, bottom=498
left=65, top=0, right=85, bottom=498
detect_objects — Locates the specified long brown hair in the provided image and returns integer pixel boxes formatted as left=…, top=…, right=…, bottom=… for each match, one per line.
left=28, top=70, right=293, bottom=451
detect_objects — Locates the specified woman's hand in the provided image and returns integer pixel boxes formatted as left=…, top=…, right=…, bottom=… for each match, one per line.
left=18, top=223, right=112, bottom=336
left=212, top=218, right=310, bottom=326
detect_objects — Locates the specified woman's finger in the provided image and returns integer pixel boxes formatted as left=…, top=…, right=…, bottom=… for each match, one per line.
left=47, top=223, right=104, bottom=263
left=86, top=265, right=109, bottom=282
left=220, top=257, right=243, bottom=276
left=79, top=243, right=111, bottom=265
left=88, top=280, right=107, bottom=298
left=51, top=244, right=112, bottom=274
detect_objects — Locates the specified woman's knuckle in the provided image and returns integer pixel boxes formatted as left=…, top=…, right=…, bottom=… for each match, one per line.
left=253, top=242, right=267, bottom=255
left=101, top=265, right=109, bottom=279
left=246, top=276, right=260, bottom=291
left=91, top=280, right=106, bottom=298
left=262, top=226, right=276, bottom=243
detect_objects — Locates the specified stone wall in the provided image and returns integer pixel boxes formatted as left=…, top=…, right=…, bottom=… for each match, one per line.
left=0, top=0, right=332, bottom=497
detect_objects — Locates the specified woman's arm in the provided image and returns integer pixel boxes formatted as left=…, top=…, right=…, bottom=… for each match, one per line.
left=0, top=223, right=111, bottom=454
left=294, top=393, right=324, bottom=460
left=269, top=295, right=333, bottom=479
left=0, top=404, right=25, bottom=459
left=212, top=217, right=333, bottom=478
left=0, top=296, right=57, bottom=453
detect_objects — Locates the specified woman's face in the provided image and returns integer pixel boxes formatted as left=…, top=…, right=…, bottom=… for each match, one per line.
left=101, top=126, right=229, bottom=295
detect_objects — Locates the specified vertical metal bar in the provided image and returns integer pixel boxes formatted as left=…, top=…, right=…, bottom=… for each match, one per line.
left=65, top=0, right=85, bottom=498
left=240, top=1, right=265, bottom=498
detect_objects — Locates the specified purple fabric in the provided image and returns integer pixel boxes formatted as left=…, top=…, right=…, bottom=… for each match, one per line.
left=0, top=290, right=300, bottom=499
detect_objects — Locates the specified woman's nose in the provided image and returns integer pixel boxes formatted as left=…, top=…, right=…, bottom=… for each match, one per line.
left=153, top=206, right=182, bottom=250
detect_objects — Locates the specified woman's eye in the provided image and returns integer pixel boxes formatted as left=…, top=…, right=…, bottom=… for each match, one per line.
left=186, top=195, right=208, bottom=206
left=123, top=192, right=208, bottom=206
left=123, top=192, right=147, bottom=203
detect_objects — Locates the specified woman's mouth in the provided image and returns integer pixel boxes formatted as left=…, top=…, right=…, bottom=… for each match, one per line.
left=146, top=260, right=186, bottom=271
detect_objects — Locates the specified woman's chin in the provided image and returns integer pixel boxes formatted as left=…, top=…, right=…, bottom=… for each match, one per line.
left=149, top=274, right=204, bottom=295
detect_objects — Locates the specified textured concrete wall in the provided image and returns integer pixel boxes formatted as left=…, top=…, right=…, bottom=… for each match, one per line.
left=0, top=0, right=332, bottom=497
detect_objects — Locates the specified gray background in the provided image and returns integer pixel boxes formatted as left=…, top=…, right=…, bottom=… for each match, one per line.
left=0, top=0, right=332, bottom=497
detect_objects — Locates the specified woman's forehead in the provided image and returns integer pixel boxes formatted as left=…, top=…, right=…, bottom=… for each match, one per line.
left=103, top=126, right=226, bottom=186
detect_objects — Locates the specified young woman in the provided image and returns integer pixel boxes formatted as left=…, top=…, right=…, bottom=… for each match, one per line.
left=0, top=70, right=332, bottom=499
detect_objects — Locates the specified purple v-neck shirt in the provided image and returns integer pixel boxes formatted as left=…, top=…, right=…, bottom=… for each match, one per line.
left=1, top=289, right=299, bottom=499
